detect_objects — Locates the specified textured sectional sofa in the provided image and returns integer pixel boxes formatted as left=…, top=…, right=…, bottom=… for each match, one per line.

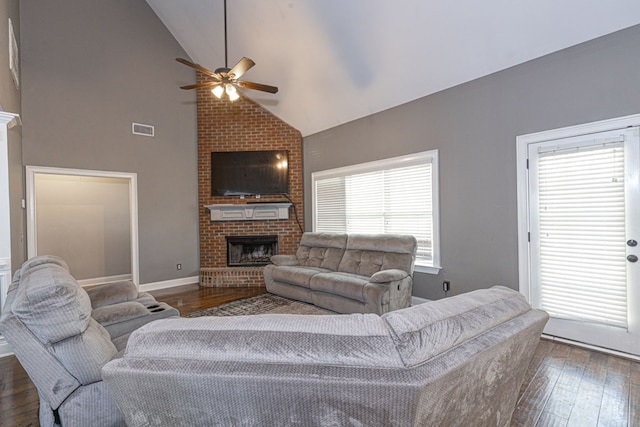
left=0, top=255, right=179, bottom=426
left=264, top=232, right=418, bottom=314
left=103, top=286, right=549, bottom=426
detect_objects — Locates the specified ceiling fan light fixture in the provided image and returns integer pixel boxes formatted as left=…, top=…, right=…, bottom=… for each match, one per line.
left=212, top=84, right=224, bottom=98
left=226, top=83, right=239, bottom=101
left=175, top=0, right=278, bottom=99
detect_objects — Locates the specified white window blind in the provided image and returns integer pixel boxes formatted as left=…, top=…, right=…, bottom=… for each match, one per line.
left=536, top=141, right=627, bottom=328
left=313, top=151, right=439, bottom=270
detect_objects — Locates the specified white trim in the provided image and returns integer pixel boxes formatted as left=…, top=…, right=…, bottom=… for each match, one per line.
left=541, top=335, right=640, bottom=362
left=139, top=275, right=199, bottom=292
left=0, top=111, right=19, bottom=358
left=25, top=166, right=140, bottom=286
left=77, top=274, right=132, bottom=287
left=414, top=265, right=441, bottom=275
left=516, top=113, right=640, bottom=303
left=0, top=342, right=13, bottom=358
left=311, top=151, right=435, bottom=182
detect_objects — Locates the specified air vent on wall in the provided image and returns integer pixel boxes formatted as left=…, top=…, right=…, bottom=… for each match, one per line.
left=132, top=122, right=155, bottom=137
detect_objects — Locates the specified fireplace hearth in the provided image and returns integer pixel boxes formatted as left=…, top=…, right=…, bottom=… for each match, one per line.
left=226, top=235, right=278, bottom=267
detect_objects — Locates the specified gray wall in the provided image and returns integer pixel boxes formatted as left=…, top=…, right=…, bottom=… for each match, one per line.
left=0, top=1, right=24, bottom=273
left=20, top=0, right=199, bottom=284
left=304, top=24, right=640, bottom=300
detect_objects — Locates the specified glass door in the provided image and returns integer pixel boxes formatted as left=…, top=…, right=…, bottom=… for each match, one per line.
left=526, top=127, right=639, bottom=356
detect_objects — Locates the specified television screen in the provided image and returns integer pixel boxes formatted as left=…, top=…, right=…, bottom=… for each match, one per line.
left=211, top=150, right=289, bottom=196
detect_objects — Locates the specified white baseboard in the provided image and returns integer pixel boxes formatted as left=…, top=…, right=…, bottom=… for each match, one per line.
left=139, top=276, right=199, bottom=293
left=411, top=296, right=430, bottom=305
left=541, top=334, right=640, bottom=362
left=77, top=274, right=132, bottom=287
left=0, top=339, right=14, bottom=358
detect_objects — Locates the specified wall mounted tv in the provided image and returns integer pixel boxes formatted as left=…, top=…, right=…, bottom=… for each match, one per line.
left=211, top=150, right=289, bottom=196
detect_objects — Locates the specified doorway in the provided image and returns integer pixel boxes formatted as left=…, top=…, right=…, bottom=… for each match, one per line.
left=26, top=166, right=139, bottom=286
left=517, top=115, right=639, bottom=358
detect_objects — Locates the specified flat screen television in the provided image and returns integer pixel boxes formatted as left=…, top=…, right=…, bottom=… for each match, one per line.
left=210, top=150, right=289, bottom=196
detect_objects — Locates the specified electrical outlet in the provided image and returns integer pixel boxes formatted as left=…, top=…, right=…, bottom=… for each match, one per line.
left=442, top=281, right=450, bottom=293
left=176, top=263, right=182, bottom=270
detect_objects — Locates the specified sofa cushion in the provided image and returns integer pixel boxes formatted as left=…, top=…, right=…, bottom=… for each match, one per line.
left=269, top=265, right=331, bottom=288
left=310, top=272, right=369, bottom=302
left=49, top=318, right=117, bottom=384
left=296, top=233, right=347, bottom=271
left=338, top=234, right=417, bottom=276
left=123, top=314, right=405, bottom=368
left=270, top=254, right=299, bottom=266
left=20, top=255, right=70, bottom=275
left=382, top=286, right=532, bottom=367
left=92, top=301, right=150, bottom=326
left=12, top=264, right=92, bottom=344
left=86, top=280, right=139, bottom=309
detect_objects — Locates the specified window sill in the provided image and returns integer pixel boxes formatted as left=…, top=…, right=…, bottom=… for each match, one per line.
left=414, top=265, right=441, bottom=275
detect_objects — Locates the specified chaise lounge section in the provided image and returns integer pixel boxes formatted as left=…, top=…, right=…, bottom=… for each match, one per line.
left=103, top=286, right=549, bottom=426
left=264, top=232, right=418, bottom=314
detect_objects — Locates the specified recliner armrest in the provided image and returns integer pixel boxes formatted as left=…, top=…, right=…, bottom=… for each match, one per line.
left=369, top=269, right=409, bottom=283
left=87, top=280, right=138, bottom=309
left=270, top=255, right=300, bottom=266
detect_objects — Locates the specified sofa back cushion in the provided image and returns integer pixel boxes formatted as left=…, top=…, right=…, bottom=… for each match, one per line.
left=338, top=234, right=417, bottom=276
left=123, top=314, right=405, bottom=368
left=12, top=263, right=92, bottom=344
left=49, top=318, right=118, bottom=384
left=382, top=286, right=533, bottom=367
left=296, top=232, right=348, bottom=271
left=20, top=254, right=70, bottom=275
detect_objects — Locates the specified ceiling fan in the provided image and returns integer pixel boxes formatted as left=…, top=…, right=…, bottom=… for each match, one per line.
left=176, top=0, right=278, bottom=101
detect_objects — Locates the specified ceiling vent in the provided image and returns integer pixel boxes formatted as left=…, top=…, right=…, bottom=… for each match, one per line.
left=132, top=122, right=155, bottom=137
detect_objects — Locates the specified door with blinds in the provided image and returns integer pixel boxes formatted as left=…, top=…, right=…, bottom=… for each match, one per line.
left=527, top=127, right=639, bottom=356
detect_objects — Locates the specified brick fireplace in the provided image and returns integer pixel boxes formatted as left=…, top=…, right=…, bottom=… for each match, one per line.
left=196, top=76, right=303, bottom=287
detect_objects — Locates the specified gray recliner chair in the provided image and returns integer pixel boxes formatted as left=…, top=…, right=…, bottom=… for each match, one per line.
left=0, top=255, right=179, bottom=426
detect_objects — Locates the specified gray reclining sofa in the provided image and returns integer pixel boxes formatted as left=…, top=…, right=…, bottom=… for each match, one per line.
left=103, top=286, right=548, bottom=426
left=264, top=232, right=418, bottom=314
left=0, top=255, right=179, bottom=426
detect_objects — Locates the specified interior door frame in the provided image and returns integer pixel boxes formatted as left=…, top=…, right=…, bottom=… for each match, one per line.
left=25, top=166, right=140, bottom=287
left=516, top=113, right=640, bottom=358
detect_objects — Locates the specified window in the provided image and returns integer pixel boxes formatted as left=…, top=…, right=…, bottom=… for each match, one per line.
left=312, top=150, right=440, bottom=273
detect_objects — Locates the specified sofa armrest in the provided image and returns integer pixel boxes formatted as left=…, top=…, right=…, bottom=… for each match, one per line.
left=270, top=255, right=300, bottom=266
left=86, top=280, right=138, bottom=309
left=369, top=269, right=409, bottom=283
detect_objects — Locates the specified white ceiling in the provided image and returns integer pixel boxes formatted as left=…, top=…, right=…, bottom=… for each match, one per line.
left=147, top=0, right=640, bottom=137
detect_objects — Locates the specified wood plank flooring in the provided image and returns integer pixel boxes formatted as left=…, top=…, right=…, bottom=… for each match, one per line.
left=1, top=284, right=638, bottom=426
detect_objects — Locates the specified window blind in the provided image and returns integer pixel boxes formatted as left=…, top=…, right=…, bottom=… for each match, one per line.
left=314, top=160, right=434, bottom=267
left=536, top=142, right=627, bottom=328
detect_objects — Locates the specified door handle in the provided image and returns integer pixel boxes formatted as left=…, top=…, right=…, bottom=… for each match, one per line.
left=628, top=254, right=638, bottom=263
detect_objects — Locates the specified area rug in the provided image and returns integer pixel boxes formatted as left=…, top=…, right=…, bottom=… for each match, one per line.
left=185, top=293, right=334, bottom=317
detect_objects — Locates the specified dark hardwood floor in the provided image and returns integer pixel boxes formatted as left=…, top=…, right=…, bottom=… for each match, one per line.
left=0, top=284, right=638, bottom=426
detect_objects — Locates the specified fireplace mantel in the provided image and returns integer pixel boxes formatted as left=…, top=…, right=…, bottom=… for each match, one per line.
left=205, top=203, right=291, bottom=221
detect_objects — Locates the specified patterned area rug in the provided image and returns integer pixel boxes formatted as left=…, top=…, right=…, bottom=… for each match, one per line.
left=185, top=293, right=335, bottom=317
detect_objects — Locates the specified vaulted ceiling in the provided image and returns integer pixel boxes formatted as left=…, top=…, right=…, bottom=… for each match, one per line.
left=147, top=0, right=640, bottom=137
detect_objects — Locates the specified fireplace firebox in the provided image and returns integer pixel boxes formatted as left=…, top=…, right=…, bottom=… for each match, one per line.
left=226, top=235, right=278, bottom=267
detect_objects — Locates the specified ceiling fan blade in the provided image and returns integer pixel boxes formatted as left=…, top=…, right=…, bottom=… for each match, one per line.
left=176, top=58, right=219, bottom=79
left=228, top=57, right=255, bottom=79
left=236, top=80, right=279, bottom=94
left=180, top=81, right=219, bottom=90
